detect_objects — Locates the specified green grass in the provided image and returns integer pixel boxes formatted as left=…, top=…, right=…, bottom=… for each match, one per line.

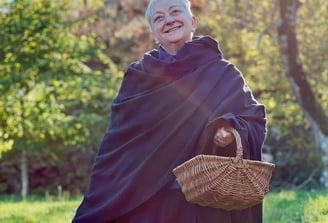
left=0, top=190, right=327, bottom=223
left=0, top=195, right=82, bottom=223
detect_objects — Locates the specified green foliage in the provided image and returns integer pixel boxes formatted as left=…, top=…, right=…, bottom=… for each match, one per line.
left=264, top=190, right=328, bottom=223
left=0, top=0, right=122, bottom=156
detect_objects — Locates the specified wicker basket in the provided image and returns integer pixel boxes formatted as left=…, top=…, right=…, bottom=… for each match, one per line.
left=172, top=129, right=275, bottom=210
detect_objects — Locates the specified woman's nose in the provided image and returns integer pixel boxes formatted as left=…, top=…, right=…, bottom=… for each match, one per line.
left=164, top=14, right=175, bottom=24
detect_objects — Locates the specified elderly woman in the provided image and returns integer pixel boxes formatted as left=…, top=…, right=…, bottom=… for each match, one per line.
left=72, top=0, right=266, bottom=222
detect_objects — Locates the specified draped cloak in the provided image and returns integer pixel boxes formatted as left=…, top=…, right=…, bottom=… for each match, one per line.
left=72, top=36, right=267, bottom=223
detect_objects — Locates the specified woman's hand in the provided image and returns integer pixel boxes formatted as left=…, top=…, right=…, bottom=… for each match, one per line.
left=213, top=127, right=234, bottom=147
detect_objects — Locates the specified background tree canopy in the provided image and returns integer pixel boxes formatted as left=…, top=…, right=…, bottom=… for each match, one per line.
left=0, top=0, right=327, bottom=196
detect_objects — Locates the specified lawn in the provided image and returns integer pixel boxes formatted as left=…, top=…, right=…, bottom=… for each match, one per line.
left=0, top=195, right=81, bottom=223
left=0, top=190, right=327, bottom=223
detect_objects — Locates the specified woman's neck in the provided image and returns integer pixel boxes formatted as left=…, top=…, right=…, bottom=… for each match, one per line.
left=161, top=35, right=194, bottom=55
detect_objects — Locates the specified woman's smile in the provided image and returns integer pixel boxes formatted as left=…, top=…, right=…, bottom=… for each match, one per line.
left=164, top=25, right=182, bottom=33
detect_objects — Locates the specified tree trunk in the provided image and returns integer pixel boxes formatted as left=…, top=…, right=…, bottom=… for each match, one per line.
left=277, top=0, right=328, bottom=187
left=21, top=150, right=29, bottom=199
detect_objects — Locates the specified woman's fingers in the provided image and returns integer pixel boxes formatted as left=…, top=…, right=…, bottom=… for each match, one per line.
left=213, top=127, right=234, bottom=147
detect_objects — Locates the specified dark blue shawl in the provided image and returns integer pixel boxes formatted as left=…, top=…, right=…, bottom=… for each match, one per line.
left=72, top=36, right=266, bottom=223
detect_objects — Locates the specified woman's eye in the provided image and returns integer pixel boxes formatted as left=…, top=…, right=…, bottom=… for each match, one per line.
left=154, top=16, right=163, bottom=23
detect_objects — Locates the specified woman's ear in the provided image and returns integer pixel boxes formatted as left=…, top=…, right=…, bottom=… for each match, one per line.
left=192, top=15, right=198, bottom=32
left=151, top=32, right=159, bottom=45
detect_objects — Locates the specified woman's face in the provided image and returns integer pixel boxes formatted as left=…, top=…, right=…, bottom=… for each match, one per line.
left=150, top=0, right=197, bottom=54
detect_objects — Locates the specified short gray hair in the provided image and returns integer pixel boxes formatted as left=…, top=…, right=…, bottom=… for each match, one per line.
left=145, top=0, right=193, bottom=31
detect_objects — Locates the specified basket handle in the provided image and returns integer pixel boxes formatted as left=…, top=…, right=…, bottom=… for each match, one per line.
left=229, top=129, right=249, bottom=168
left=230, top=128, right=244, bottom=160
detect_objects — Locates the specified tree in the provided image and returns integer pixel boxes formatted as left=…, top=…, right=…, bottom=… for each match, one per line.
left=277, top=0, right=328, bottom=187
left=0, top=0, right=121, bottom=197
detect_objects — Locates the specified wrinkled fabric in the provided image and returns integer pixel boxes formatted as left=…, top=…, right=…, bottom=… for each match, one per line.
left=72, top=36, right=266, bottom=223
left=114, top=188, right=255, bottom=223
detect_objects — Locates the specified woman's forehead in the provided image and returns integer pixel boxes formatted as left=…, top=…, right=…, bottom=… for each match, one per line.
left=153, top=3, right=183, bottom=13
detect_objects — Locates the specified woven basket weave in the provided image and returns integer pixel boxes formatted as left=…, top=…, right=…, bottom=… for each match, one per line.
left=172, top=129, right=275, bottom=210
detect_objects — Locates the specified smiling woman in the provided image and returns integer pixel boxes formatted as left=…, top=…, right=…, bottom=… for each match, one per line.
left=72, top=0, right=267, bottom=222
